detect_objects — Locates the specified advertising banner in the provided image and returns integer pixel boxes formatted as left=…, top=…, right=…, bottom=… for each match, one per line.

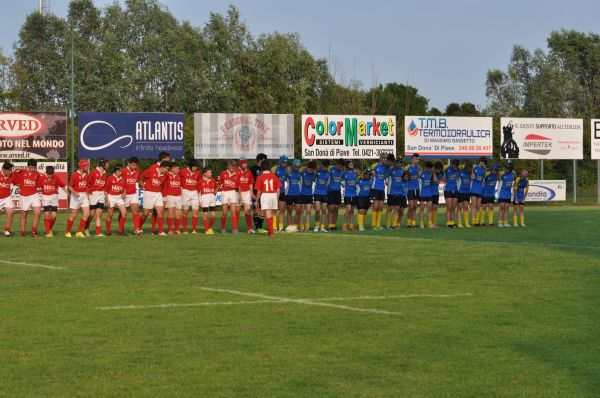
left=591, top=119, right=600, bottom=160
left=302, top=115, right=396, bottom=159
left=0, top=112, right=67, bottom=159
left=194, top=113, right=294, bottom=159
left=404, top=116, right=493, bottom=158
left=526, top=180, right=566, bottom=202
left=10, top=161, right=68, bottom=209
left=499, top=118, right=583, bottom=159
left=78, top=112, right=184, bottom=159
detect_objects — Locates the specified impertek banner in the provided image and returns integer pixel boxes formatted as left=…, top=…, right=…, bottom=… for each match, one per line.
left=404, top=116, right=493, bottom=158
left=302, top=115, right=396, bottom=159
left=500, top=118, right=583, bottom=159
left=78, top=112, right=184, bottom=159
left=0, top=112, right=67, bottom=160
left=591, top=119, right=600, bottom=160
left=11, top=162, right=68, bottom=209
left=194, top=113, right=294, bottom=159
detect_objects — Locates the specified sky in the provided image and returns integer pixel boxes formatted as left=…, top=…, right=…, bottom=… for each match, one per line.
left=1, top=0, right=600, bottom=110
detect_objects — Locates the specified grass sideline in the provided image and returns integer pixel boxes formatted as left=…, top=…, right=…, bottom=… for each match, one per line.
left=0, top=206, right=599, bottom=397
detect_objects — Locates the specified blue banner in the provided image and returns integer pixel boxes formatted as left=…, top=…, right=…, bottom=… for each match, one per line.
left=78, top=112, right=184, bottom=159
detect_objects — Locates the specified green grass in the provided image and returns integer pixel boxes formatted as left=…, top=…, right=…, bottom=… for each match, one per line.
left=1, top=207, right=599, bottom=397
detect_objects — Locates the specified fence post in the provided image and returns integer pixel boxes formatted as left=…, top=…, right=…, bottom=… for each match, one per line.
left=597, top=160, right=599, bottom=204
left=540, top=159, right=544, bottom=180
left=573, top=159, right=577, bottom=203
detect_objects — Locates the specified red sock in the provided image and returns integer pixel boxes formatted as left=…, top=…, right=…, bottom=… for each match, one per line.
left=181, top=215, right=188, bottom=232
left=232, top=215, right=239, bottom=231
left=118, top=216, right=126, bottom=233
left=95, top=226, right=101, bottom=235
left=167, top=217, right=173, bottom=232
left=138, top=215, right=146, bottom=228
left=77, top=219, right=87, bottom=233
left=44, top=219, right=50, bottom=234
left=50, top=218, right=56, bottom=230
left=203, top=218, right=209, bottom=231
left=174, top=217, right=180, bottom=231
left=245, top=214, right=253, bottom=230
left=4, top=226, right=10, bottom=232
left=132, top=213, right=139, bottom=230
left=192, top=216, right=198, bottom=232
left=151, top=214, right=157, bottom=233
left=157, top=216, right=164, bottom=233
left=85, top=217, right=92, bottom=230
left=106, top=219, right=112, bottom=235
left=267, top=217, right=274, bottom=236
left=32, top=226, right=37, bottom=234
left=209, top=214, right=216, bottom=228
left=221, top=215, right=226, bottom=230
left=66, top=219, right=74, bottom=233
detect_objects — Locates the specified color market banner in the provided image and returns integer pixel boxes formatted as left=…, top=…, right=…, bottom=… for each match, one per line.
left=10, top=161, right=68, bottom=209
left=591, top=119, right=600, bottom=160
left=302, top=115, right=396, bottom=159
left=500, top=118, right=583, bottom=159
left=404, top=116, right=493, bottom=158
left=526, top=180, right=566, bottom=201
left=78, top=112, right=184, bottom=159
left=0, top=112, right=67, bottom=159
left=194, top=113, right=294, bottom=159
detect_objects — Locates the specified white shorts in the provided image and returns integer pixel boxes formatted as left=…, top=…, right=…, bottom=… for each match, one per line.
left=239, top=190, right=252, bottom=205
left=166, top=195, right=182, bottom=209
left=107, top=194, right=125, bottom=208
left=20, top=193, right=41, bottom=211
left=260, top=193, right=278, bottom=210
left=125, top=193, right=139, bottom=206
left=42, top=194, right=58, bottom=208
left=181, top=189, right=199, bottom=209
left=69, top=192, right=90, bottom=210
left=143, top=191, right=163, bottom=210
left=89, top=191, right=105, bottom=206
left=0, top=196, right=13, bottom=210
left=200, top=193, right=216, bottom=208
left=221, top=190, right=238, bottom=205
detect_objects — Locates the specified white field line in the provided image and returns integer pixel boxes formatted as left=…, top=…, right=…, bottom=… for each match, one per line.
left=312, top=293, right=473, bottom=301
left=97, top=300, right=278, bottom=311
left=0, top=259, right=65, bottom=270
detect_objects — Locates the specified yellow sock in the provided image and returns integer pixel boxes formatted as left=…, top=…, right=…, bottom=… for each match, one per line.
left=385, top=213, right=391, bottom=228
left=450, top=220, right=454, bottom=226
left=432, top=211, right=437, bottom=225
left=377, top=211, right=382, bottom=227
left=464, top=212, right=469, bottom=226
left=488, top=209, right=493, bottom=224
left=394, top=214, right=400, bottom=227
left=371, top=211, right=377, bottom=228
left=513, top=215, right=517, bottom=225
left=273, top=214, right=277, bottom=229
left=427, top=219, right=432, bottom=227
left=413, top=219, right=417, bottom=227
left=520, top=215, right=525, bottom=225
left=357, top=214, right=364, bottom=228
left=279, top=221, right=284, bottom=230
left=472, top=211, right=478, bottom=225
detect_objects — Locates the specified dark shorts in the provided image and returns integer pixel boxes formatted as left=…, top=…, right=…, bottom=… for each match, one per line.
left=278, top=193, right=287, bottom=203
left=457, top=193, right=470, bottom=203
left=43, top=205, right=58, bottom=212
left=470, top=193, right=482, bottom=199
left=300, top=195, right=314, bottom=205
left=408, top=190, right=420, bottom=201
left=481, top=196, right=495, bottom=205
left=202, top=206, right=217, bottom=212
left=286, top=195, right=301, bottom=206
left=371, top=189, right=385, bottom=201
left=419, top=196, right=432, bottom=203
left=357, top=196, right=371, bottom=210
left=314, top=194, right=328, bottom=204
left=512, top=199, right=525, bottom=206
left=327, top=191, right=342, bottom=206
left=444, top=190, right=458, bottom=199
left=387, top=194, right=401, bottom=207
left=431, top=195, right=440, bottom=205
left=498, top=198, right=511, bottom=204
left=90, top=203, right=105, bottom=210
left=399, top=196, right=408, bottom=208
left=344, top=196, right=357, bottom=207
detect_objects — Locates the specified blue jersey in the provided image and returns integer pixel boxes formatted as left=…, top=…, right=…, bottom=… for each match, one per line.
left=458, top=169, right=472, bottom=194
left=358, top=178, right=372, bottom=197
left=444, top=166, right=459, bottom=192
left=515, top=177, right=529, bottom=202
left=314, top=167, right=329, bottom=195
left=471, top=165, right=486, bottom=195
left=300, top=169, right=316, bottom=196
left=408, top=164, right=420, bottom=190
left=372, top=162, right=389, bottom=190
left=498, top=171, right=516, bottom=200
left=482, top=172, right=499, bottom=198
left=388, top=167, right=404, bottom=195
left=343, top=170, right=358, bottom=198
left=400, top=181, right=409, bottom=197
left=431, top=171, right=443, bottom=196
left=274, top=166, right=287, bottom=194
left=286, top=169, right=301, bottom=196
left=420, top=170, right=433, bottom=197
left=328, top=167, right=344, bottom=192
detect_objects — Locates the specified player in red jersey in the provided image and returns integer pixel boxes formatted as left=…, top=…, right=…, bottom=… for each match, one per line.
left=38, top=165, right=67, bottom=237
left=148, top=152, right=170, bottom=232
left=66, top=159, right=91, bottom=238
left=237, top=159, right=256, bottom=233
left=217, top=160, right=241, bottom=234
left=13, top=159, right=42, bottom=237
left=254, top=160, right=281, bottom=237
left=197, top=166, right=217, bottom=234
left=86, top=158, right=109, bottom=237
left=138, top=161, right=169, bottom=235
left=105, top=165, right=127, bottom=236
left=179, top=159, right=200, bottom=234
left=122, top=157, right=141, bottom=234
left=0, top=162, right=15, bottom=236
left=164, top=162, right=183, bottom=235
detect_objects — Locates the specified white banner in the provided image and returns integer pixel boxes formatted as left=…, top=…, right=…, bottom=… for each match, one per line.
left=500, top=118, right=583, bottom=159
left=302, top=115, right=396, bottom=159
left=10, top=161, right=68, bottom=209
left=194, top=113, right=294, bottom=159
left=591, top=119, right=600, bottom=160
left=526, top=180, right=566, bottom=202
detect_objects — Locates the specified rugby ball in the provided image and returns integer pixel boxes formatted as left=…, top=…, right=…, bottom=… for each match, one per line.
left=285, top=225, right=298, bottom=233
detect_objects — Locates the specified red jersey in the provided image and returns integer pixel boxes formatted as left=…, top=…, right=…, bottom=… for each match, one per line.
left=0, top=173, right=12, bottom=199
left=255, top=171, right=281, bottom=193
left=238, top=168, right=255, bottom=192
left=141, top=168, right=166, bottom=193
left=105, top=175, right=125, bottom=195
left=69, top=170, right=88, bottom=193
left=163, top=173, right=182, bottom=196
left=87, top=168, right=107, bottom=192
left=122, top=166, right=140, bottom=195
left=14, top=169, right=40, bottom=196
left=217, top=169, right=240, bottom=191
left=38, top=174, right=65, bottom=196
left=197, top=177, right=217, bottom=195
left=179, top=168, right=200, bottom=191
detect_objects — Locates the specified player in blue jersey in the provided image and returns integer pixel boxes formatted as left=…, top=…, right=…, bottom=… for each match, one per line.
left=457, top=160, right=473, bottom=228
left=470, top=157, right=487, bottom=226
left=356, top=169, right=373, bottom=231
left=313, top=160, right=330, bottom=232
left=481, top=163, right=500, bottom=226
left=286, top=159, right=302, bottom=230
left=406, top=153, right=420, bottom=228
left=431, top=161, right=443, bottom=229
left=418, top=161, right=435, bottom=228
left=371, top=153, right=393, bottom=230
left=342, top=161, right=358, bottom=231
left=300, top=161, right=317, bottom=231
left=512, top=169, right=529, bottom=227
left=327, top=159, right=345, bottom=231
left=385, top=159, right=404, bottom=229
left=497, top=163, right=516, bottom=227
left=443, top=159, right=460, bottom=228
left=273, top=155, right=288, bottom=232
